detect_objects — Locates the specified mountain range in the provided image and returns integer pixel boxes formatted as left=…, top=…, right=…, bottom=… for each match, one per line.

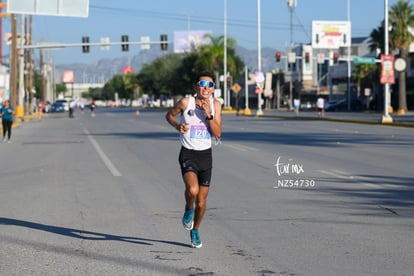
left=54, top=46, right=281, bottom=84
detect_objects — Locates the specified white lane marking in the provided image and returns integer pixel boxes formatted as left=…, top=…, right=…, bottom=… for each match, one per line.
left=222, top=142, right=258, bottom=152
left=330, top=169, right=396, bottom=188
left=82, top=126, right=122, bottom=177
left=320, top=169, right=380, bottom=189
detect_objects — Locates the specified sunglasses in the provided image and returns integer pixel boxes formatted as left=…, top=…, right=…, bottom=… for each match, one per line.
left=197, top=80, right=215, bottom=88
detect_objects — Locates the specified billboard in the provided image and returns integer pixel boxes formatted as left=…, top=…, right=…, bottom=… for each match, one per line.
left=312, top=21, right=351, bottom=49
left=7, top=0, right=89, bottom=17
left=62, top=71, right=74, bottom=83
left=174, top=30, right=212, bottom=53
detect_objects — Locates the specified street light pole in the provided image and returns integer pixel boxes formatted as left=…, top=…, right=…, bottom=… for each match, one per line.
left=382, top=0, right=393, bottom=123
left=347, top=0, right=352, bottom=111
left=244, top=65, right=251, bottom=115
left=17, top=14, right=25, bottom=117
left=223, top=0, right=228, bottom=108
left=256, top=0, right=263, bottom=116
left=287, top=0, right=296, bottom=111
left=10, top=14, right=17, bottom=108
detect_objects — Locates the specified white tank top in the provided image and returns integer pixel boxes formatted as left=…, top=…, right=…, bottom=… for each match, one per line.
left=180, top=96, right=215, bottom=150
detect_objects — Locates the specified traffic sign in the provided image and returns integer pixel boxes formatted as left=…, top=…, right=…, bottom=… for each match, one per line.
left=231, top=83, right=242, bottom=93
left=353, top=57, right=376, bottom=64
left=100, top=37, right=110, bottom=51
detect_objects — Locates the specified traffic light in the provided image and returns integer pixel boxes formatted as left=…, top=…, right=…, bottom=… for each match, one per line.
left=275, top=51, right=281, bottom=62
left=226, top=75, right=232, bottom=87
left=333, top=53, right=339, bottom=64
left=305, top=52, right=310, bottom=63
left=160, top=34, right=168, bottom=51
left=82, top=36, right=90, bottom=53
left=121, top=35, right=129, bottom=51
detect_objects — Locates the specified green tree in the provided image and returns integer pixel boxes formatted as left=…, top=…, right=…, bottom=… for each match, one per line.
left=353, top=63, right=378, bottom=99
left=103, top=74, right=126, bottom=100
left=55, top=83, right=67, bottom=97
left=389, top=0, right=414, bottom=113
left=133, top=35, right=244, bottom=101
left=124, top=72, right=140, bottom=99
left=196, top=34, right=244, bottom=84
left=369, top=22, right=385, bottom=54
left=137, top=53, right=186, bottom=99
left=369, top=23, right=386, bottom=111
left=82, top=87, right=105, bottom=100
left=32, top=71, right=42, bottom=99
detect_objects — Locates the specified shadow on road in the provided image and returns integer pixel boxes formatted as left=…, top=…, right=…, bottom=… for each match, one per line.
left=315, top=174, right=414, bottom=213
left=85, top=130, right=414, bottom=148
left=0, top=217, right=189, bottom=248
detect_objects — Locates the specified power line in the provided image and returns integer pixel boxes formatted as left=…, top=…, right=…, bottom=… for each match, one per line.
left=90, top=4, right=375, bottom=39
left=90, top=5, right=294, bottom=33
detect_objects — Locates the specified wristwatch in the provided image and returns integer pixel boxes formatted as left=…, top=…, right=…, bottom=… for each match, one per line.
left=206, top=115, right=214, bottom=120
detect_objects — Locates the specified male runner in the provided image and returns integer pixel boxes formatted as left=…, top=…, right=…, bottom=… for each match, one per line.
left=165, top=70, right=222, bottom=248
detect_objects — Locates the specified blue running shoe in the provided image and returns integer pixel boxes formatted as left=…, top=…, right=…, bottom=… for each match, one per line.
left=182, top=208, right=194, bottom=230
left=190, top=229, right=202, bottom=248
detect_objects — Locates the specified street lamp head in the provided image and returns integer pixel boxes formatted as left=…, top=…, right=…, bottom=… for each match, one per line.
left=376, top=48, right=381, bottom=57
left=287, top=0, right=297, bottom=8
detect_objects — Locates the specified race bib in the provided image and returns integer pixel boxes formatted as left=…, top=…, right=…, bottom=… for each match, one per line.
left=190, top=125, right=211, bottom=139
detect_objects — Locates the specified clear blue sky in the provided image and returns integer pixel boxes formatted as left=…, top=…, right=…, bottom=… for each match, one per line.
left=2, top=0, right=401, bottom=65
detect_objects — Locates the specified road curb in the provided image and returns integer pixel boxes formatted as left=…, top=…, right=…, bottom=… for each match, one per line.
left=226, top=112, right=414, bottom=128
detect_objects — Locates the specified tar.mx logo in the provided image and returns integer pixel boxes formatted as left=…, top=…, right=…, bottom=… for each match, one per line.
left=274, top=156, right=315, bottom=189
left=274, top=156, right=304, bottom=176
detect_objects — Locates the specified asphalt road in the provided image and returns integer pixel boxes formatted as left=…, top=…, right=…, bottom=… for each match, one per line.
left=0, top=108, right=413, bottom=276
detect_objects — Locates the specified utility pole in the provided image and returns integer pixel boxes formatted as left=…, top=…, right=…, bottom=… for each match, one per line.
left=40, top=49, right=46, bottom=103
left=25, top=15, right=33, bottom=114
left=223, top=0, right=228, bottom=108
left=10, top=14, right=18, bottom=107
left=17, top=14, right=25, bottom=116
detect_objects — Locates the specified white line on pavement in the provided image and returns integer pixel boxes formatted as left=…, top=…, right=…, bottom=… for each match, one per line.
left=82, top=126, right=122, bottom=177
left=320, top=169, right=381, bottom=189
left=222, top=142, right=258, bottom=152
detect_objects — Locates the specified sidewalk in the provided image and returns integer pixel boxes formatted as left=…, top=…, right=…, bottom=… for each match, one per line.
left=0, top=114, right=40, bottom=131
left=224, top=108, right=414, bottom=128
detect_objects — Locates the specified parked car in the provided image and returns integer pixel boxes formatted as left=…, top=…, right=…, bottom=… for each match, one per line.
left=51, top=102, right=65, bottom=113
left=55, top=99, right=69, bottom=111
left=300, top=101, right=315, bottom=110
left=324, top=99, right=364, bottom=111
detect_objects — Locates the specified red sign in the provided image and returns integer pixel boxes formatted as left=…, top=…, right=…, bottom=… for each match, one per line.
left=380, top=54, right=395, bottom=84
left=62, top=71, right=74, bottom=83
left=122, top=66, right=134, bottom=75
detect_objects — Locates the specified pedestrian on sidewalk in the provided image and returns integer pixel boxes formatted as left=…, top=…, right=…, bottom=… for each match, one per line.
left=293, top=98, right=300, bottom=115
left=165, top=70, right=222, bottom=248
left=0, top=100, right=16, bottom=143
left=38, top=101, right=44, bottom=120
left=316, top=96, right=325, bottom=117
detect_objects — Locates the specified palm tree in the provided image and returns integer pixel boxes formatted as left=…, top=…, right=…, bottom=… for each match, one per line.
left=389, top=0, right=414, bottom=114
left=369, top=22, right=385, bottom=54
left=353, top=63, right=377, bottom=97
left=369, top=23, right=386, bottom=111
left=195, top=34, right=242, bottom=85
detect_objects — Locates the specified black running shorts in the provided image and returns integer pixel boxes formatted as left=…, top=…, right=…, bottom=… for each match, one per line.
left=178, top=146, right=212, bottom=187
